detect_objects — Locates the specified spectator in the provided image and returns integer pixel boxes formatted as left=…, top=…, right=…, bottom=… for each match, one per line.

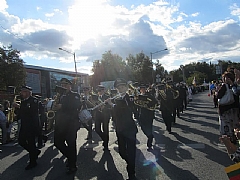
left=217, top=72, right=240, bottom=144
left=0, top=104, right=7, bottom=145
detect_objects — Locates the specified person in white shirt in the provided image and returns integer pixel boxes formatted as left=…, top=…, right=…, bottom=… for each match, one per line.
left=0, top=104, right=7, bottom=144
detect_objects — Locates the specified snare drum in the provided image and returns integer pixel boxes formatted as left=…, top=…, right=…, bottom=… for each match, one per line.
left=79, top=109, right=92, bottom=123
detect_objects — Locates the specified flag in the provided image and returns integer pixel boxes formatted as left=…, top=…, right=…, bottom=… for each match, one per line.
left=225, top=163, right=240, bottom=180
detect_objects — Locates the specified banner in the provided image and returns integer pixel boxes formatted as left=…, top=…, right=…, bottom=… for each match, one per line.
left=225, top=163, right=240, bottom=180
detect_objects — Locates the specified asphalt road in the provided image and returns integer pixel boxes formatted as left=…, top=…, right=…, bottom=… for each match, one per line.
left=0, top=91, right=234, bottom=180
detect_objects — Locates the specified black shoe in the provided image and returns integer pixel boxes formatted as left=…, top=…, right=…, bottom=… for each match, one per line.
left=66, top=166, right=78, bottom=174
left=25, top=162, right=37, bottom=170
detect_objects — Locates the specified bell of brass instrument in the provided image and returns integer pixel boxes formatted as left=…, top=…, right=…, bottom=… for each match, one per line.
left=47, top=85, right=67, bottom=117
left=166, top=84, right=179, bottom=99
left=128, top=82, right=139, bottom=97
left=134, top=94, right=157, bottom=111
left=157, top=83, right=179, bottom=101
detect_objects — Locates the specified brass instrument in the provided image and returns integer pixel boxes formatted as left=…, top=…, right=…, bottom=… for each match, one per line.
left=87, top=92, right=125, bottom=111
left=128, top=82, right=157, bottom=111
left=128, top=82, right=139, bottom=97
left=8, top=95, right=19, bottom=123
left=46, top=85, right=67, bottom=119
left=157, top=83, right=179, bottom=101
left=134, top=94, right=157, bottom=111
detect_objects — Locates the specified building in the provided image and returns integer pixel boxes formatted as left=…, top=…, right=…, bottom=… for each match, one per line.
left=25, top=65, right=89, bottom=98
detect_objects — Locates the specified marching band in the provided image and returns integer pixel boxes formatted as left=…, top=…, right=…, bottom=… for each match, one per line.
left=1, top=77, right=184, bottom=180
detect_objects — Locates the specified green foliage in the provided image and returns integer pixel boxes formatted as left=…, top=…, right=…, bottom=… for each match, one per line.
left=186, top=71, right=207, bottom=86
left=0, top=45, right=26, bottom=91
left=88, top=51, right=240, bottom=87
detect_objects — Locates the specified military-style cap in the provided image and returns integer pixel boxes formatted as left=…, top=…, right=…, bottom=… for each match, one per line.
left=60, top=78, right=72, bottom=84
left=35, top=95, right=42, bottom=98
left=114, top=78, right=127, bottom=88
left=21, top=85, right=32, bottom=91
left=97, top=85, right=105, bottom=91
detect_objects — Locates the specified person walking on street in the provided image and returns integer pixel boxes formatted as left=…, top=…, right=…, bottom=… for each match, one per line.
left=53, top=78, right=81, bottom=174
left=13, top=86, right=41, bottom=170
left=0, top=104, right=7, bottom=145
left=106, top=78, right=138, bottom=180
left=94, top=85, right=111, bottom=151
left=135, top=83, right=157, bottom=150
left=157, top=83, right=174, bottom=133
left=80, top=86, right=94, bottom=140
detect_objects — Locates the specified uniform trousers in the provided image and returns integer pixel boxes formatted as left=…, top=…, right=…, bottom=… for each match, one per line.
left=161, top=110, right=174, bottom=132
left=95, top=112, right=110, bottom=147
left=18, top=130, right=39, bottom=163
left=139, top=116, right=154, bottom=147
left=54, top=118, right=78, bottom=168
left=117, top=132, right=136, bottom=177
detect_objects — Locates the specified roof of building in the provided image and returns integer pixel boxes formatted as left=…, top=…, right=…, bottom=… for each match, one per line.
left=24, top=64, right=88, bottom=76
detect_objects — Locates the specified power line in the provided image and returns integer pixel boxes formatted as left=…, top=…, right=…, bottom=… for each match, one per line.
left=0, top=24, right=39, bottom=49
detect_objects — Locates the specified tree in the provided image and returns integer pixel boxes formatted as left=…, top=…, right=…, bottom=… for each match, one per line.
left=0, top=45, right=26, bottom=91
left=186, top=71, right=207, bottom=86
left=126, top=52, right=152, bottom=83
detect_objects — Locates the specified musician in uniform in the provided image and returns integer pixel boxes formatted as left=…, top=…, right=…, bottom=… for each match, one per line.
left=80, top=86, right=94, bottom=140
left=157, top=83, right=174, bottom=133
left=53, top=78, right=81, bottom=174
left=95, top=85, right=111, bottom=151
left=35, top=95, right=48, bottom=148
left=169, top=81, right=180, bottom=124
left=136, top=83, right=157, bottom=149
left=13, top=86, right=41, bottom=170
left=106, top=78, right=138, bottom=180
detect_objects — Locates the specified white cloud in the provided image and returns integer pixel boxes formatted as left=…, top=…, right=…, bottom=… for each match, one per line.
left=0, top=0, right=8, bottom=11
left=191, top=12, right=199, bottom=17
left=230, top=3, right=240, bottom=16
left=45, top=13, right=54, bottom=17
left=53, top=9, right=63, bottom=14
left=1, top=0, right=240, bottom=75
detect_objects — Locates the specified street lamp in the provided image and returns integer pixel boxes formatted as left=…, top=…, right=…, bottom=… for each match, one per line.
left=59, top=47, right=80, bottom=93
left=150, top=48, right=168, bottom=83
left=180, top=65, right=185, bottom=82
left=59, top=47, right=77, bottom=75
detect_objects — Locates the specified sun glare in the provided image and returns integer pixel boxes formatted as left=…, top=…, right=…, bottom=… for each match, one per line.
left=68, top=0, right=117, bottom=47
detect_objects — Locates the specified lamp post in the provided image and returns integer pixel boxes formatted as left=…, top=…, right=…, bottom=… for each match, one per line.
left=180, top=65, right=185, bottom=82
left=150, top=48, right=168, bottom=83
left=59, top=47, right=80, bottom=93
left=59, top=48, right=77, bottom=75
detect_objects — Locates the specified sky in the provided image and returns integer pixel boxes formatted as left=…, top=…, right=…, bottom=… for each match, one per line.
left=1, top=0, right=240, bottom=75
